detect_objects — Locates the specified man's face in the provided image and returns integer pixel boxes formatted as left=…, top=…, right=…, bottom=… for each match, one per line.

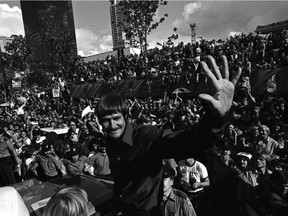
left=100, top=112, right=126, bottom=139
left=72, top=154, right=79, bottom=162
left=256, top=157, right=266, bottom=168
left=259, top=127, right=269, bottom=140
left=163, top=177, right=173, bottom=194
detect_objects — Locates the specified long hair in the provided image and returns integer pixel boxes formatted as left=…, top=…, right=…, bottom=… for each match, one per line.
left=43, top=187, right=89, bottom=216
left=96, top=93, right=128, bottom=120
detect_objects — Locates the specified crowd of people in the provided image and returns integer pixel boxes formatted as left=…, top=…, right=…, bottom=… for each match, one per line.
left=0, top=29, right=288, bottom=216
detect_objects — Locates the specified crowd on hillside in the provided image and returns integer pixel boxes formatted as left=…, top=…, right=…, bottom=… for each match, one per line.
left=0, top=30, right=288, bottom=216
left=63, top=29, right=288, bottom=86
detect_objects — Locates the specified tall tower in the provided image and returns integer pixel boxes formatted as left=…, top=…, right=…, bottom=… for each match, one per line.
left=20, top=0, right=77, bottom=67
left=190, top=23, right=196, bottom=44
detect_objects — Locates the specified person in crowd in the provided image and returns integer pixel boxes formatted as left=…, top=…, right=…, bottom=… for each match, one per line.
left=86, top=144, right=111, bottom=176
left=259, top=170, right=288, bottom=216
left=0, top=128, right=22, bottom=186
left=62, top=146, right=89, bottom=175
left=236, top=151, right=253, bottom=173
left=160, top=165, right=197, bottom=216
left=29, top=142, right=67, bottom=181
left=66, top=120, right=80, bottom=145
left=94, top=55, right=241, bottom=215
left=43, top=186, right=89, bottom=216
left=256, top=125, right=283, bottom=158
left=177, top=157, right=210, bottom=213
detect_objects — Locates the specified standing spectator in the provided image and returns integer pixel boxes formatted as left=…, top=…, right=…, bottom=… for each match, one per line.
left=0, top=129, right=21, bottom=186
left=177, top=158, right=210, bottom=213
left=160, top=165, right=197, bottom=216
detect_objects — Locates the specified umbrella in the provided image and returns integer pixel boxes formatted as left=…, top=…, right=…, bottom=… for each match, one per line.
left=172, top=87, right=190, bottom=94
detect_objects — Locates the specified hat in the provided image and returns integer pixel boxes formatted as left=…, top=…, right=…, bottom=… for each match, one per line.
left=81, top=105, right=94, bottom=118
left=41, top=143, right=52, bottom=153
left=69, top=147, right=79, bottom=157
left=237, top=152, right=252, bottom=160
left=163, top=165, right=177, bottom=178
left=196, top=47, right=201, bottom=53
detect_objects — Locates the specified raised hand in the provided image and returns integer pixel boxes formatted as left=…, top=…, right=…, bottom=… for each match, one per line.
left=199, top=55, right=241, bottom=117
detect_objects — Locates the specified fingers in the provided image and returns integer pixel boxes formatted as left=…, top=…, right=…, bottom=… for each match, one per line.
left=207, top=55, right=222, bottom=80
left=198, top=94, right=216, bottom=107
left=200, top=61, right=218, bottom=87
left=219, top=55, right=229, bottom=80
left=230, top=66, right=242, bottom=86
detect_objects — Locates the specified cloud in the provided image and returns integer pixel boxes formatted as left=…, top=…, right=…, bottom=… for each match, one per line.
left=75, top=28, right=112, bottom=56
left=173, top=1, right=288, bottom=41
left=182, top=2, right=201, bottom=21
left=0, top=3, right=24, bottom=36
left=228, top=31, right=242, bottom=38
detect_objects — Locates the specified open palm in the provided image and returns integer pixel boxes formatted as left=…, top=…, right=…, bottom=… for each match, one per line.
left=199, top=55, right=242, bottom=117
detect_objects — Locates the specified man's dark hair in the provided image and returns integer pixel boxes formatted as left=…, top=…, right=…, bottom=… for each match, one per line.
left=96, top=93, right=129, bottom=119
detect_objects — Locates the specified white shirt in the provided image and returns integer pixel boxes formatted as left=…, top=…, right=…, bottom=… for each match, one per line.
left=178, top=160, right=208, bottom=193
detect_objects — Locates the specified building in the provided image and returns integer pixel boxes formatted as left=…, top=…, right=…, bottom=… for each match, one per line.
left=0, top=36, right=13, bottom=53
left=110, top=0, right=139, bottom=53
left=20, top=0, right=77, bottom=67
left=255, top=19, right=288, bottom=34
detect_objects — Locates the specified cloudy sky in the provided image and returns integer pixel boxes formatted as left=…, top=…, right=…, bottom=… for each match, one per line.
left=1, top=0, right=288, bottom=57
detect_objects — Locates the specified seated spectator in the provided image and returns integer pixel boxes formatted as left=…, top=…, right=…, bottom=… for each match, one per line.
left=29, top=143, right=67, bottom=181
left=256, top=125, right=283, bottom=158
left=86, top=145, right=110, bottom=176
left=43, top=186, right=89, bottom=216
left=63, top=147, right=89, bottom=175
left=160, top=165, right=197, bottom=216
left=236, top=152, right=253, bottom=173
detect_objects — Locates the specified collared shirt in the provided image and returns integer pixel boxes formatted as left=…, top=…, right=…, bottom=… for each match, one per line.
left=88, top=153, right=111, bottom=175
left=160, top=189, right=197, bottom=216
left=256, top=137, right=282, bottom=157
left=63, top=156, right=88, bottom=175
left=105, top=117, right=221, bottom=211
left=30, top=154, right=64, bottom=177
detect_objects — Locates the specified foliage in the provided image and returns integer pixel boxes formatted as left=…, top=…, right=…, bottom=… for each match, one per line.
left=4, top=34, right=33, bottom=71
left=40, top=27, right=78, bottom=77
left=118, top=0, right=168, bottom=53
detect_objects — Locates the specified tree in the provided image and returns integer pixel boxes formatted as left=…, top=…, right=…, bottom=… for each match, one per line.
left=118, top=0, right=168, bottom=76
left=4, top=35, right=33, bottom=72
left=41, top=28, right=78, bottom=78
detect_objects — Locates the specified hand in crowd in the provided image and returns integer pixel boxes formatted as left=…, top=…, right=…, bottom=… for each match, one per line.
left=199, top=55, right=242, bottom=117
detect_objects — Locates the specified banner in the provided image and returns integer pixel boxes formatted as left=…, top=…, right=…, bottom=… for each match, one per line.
left=52, top=88, right=60, bottom=98
left=267, top=74, right=276, bottom=93
left=12, top=80, right=21, bottom=88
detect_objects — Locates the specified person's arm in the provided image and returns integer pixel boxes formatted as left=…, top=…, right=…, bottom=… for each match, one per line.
left=48, top=153, right=67, bottom=176
left=181, top=193, right=197, bottom=216
left=29, top=156, right=39, bottom=177
left=6, top=139, right=21, bottom=165
left=192, top=176, right=210, bottom=190
left=155, top=55, right=242, bottom=159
